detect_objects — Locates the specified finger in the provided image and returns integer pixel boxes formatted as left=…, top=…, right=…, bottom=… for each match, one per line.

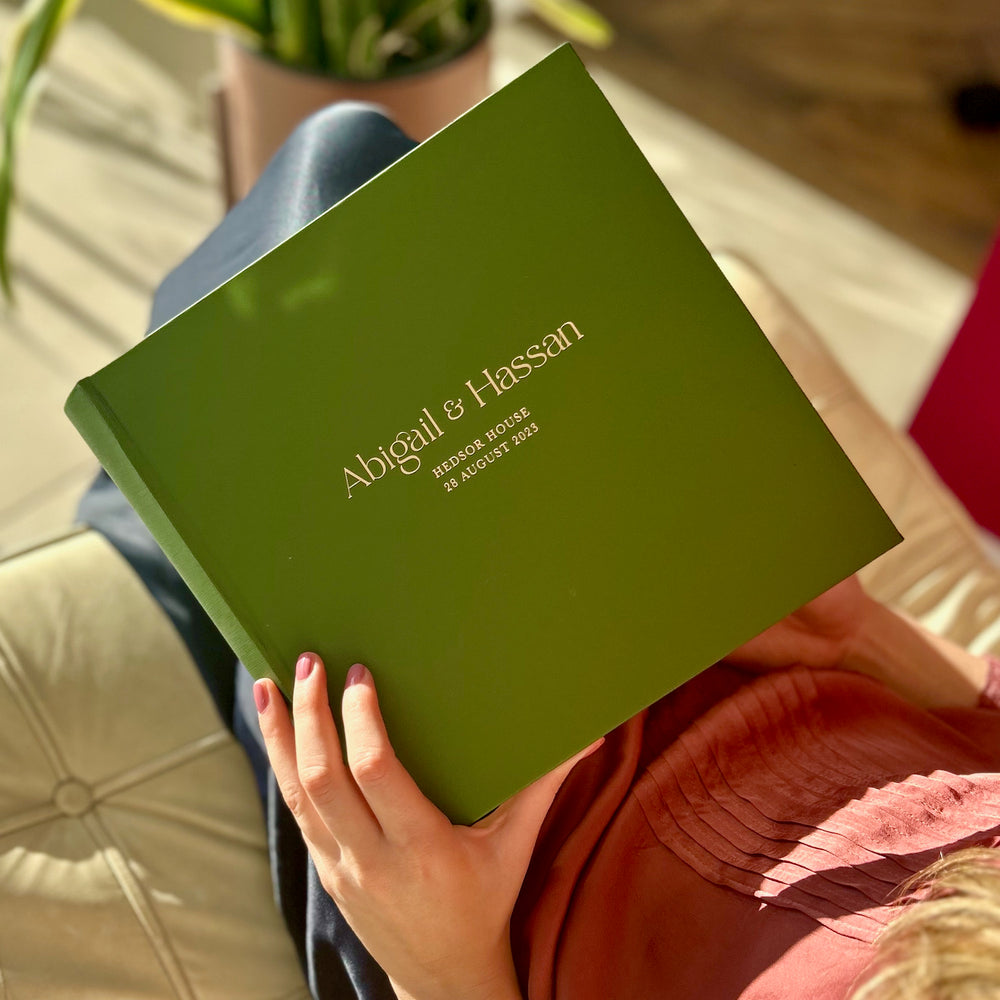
left=254, top=676, right=330, bottom=846
left=292, top=652, right=382, bottom=849
left=482, top=737, right=605, bottom=869
left=341, top=664, right=446, bottom=845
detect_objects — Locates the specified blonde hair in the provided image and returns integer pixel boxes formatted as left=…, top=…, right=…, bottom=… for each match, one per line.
left=850, top=847, right=1000, bottom=1000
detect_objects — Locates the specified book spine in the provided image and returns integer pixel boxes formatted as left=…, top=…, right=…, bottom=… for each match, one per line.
left=64, top=380, right=283, bottom=692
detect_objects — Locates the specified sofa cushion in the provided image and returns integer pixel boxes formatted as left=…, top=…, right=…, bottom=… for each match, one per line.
left=0, top=528, right=309, bottom=1000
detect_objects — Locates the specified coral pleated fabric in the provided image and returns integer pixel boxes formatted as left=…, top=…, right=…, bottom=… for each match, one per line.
left=513, top=664, right=1000, bottom=1000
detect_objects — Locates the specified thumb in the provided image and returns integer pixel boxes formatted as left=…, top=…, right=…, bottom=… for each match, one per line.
left=480, top=737, right=605, bottom=869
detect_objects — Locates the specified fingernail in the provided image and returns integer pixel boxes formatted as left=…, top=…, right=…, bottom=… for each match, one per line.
left=253, top=680, right=269, bottom=713
left=296, top=653, right=315, bottom=681
left=345, top=663, right=369, bottom=688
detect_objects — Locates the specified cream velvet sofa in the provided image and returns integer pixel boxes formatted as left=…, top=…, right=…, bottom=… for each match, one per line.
left=1, top=253, right=998, bottom=999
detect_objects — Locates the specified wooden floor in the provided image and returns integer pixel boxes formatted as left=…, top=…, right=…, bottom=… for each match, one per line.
left=545, top=0, right=1000, bottom=277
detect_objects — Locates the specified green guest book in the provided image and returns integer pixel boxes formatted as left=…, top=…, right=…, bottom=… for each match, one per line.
left=66, top=45, right=900, bottom=824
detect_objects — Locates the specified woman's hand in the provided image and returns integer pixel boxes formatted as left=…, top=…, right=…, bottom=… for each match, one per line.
left=725, top=574, right=988, bottom=708
left=724, top=574, right=872, bottom=673
left=254, top=654, right=600, bottom=1000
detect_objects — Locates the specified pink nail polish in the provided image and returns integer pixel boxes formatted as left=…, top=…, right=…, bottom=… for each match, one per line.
left=253, top=680, right=269, bottom=713
left=296, top=654, right=315, bottom=681
left=345, top=663, right=369, bottom=688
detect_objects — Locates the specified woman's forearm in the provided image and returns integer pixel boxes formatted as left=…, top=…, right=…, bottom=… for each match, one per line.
left=842, top=596, right=988, bottom=708
left=392, top=975, right=523, bottom=1000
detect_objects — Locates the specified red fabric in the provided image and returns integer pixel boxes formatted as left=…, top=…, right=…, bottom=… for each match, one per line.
left=909, top=231, right=1000, bottom=535
left=512, top=663, right=1000, bottom=1000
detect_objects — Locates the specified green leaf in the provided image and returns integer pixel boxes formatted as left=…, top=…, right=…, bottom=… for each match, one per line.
left=317, top=0, right=353, bottom=74
left=387, top=0, right=461, bottom=49
left=135, top=0, right=268, bottom=36
left=269, top=0, right=324, bottom=68
left=0, top=0, right=84, bottom=301
left=378, top=0, right=478, bottom=69
left=528, top=0, right=613, bottom=49
left=346, top=10, right=386, bottom=78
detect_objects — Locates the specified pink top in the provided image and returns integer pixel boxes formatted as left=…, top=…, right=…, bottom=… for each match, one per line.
left=512, top=661, right=1000, bottom=999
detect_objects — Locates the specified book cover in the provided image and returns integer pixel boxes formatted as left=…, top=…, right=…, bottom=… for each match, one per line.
left=66, top=45, right=900, bottom=824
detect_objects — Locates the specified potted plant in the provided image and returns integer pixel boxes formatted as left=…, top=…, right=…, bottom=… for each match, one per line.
left=0, top=0, right=612, bottom=297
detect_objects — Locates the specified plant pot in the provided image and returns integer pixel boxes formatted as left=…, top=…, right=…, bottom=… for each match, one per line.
left=216, top=34, right=492, bottom=204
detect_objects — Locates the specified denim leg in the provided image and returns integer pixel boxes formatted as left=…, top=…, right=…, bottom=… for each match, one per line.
left=148, top=102, right=418, bottom=333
